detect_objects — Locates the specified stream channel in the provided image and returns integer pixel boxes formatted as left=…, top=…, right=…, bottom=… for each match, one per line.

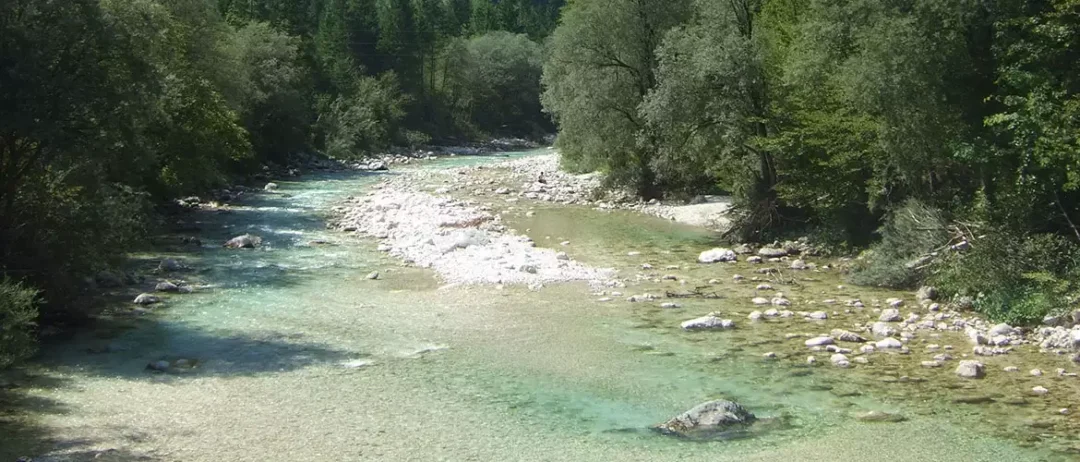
left=2, top=149, right=1078, bottom=461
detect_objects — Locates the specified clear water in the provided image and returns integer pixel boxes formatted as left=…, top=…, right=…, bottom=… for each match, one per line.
left=2, top=150, right=1078, bottom=461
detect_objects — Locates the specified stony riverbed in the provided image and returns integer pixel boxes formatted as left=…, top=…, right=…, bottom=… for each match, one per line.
left=332, top=150, right=1080, bottom=454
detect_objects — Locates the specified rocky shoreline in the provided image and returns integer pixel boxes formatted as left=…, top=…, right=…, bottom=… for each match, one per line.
left=256, top=138, right=545, bottom=180
left=332, top=174, right=615, bottom=287
left=450, top=153, right=736, bottom=232
left=330, top=149, right=1080, bottom=393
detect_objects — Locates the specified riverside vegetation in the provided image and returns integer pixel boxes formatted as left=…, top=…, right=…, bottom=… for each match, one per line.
left=0, top=0, right=559, bottom=366
left=541, top=0, right=1080, bottom=326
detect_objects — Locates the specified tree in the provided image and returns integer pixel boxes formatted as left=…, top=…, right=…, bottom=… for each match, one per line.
left=440, top=31, right=546, bottom=135
left=228, top=21, right=313, bottom=163
left=0, top=0, right=150, bottom=315
left=541, top=0, right=691, bottom=197
left=643, top=0, right=774, bottom=212
left=318, top=74, right=409, bottom=158
left=317, top=0, right=360, bottom=92
left=988, top=0, right=1080, bottom=234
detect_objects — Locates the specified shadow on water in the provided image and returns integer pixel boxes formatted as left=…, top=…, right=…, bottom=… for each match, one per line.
left=82, top=169, right=385, bottom=377
left=104, top=171, right=399, bottom=301
left=41, top=313, right=361, bottom=379
left=0, top=322, right=360, bottom=460
left=0, top=375, right=161, bottom=461
left=0, top=170, right=387, bottom=460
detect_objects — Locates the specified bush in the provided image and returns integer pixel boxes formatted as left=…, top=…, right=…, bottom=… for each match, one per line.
left=933, top=232, right=1080, bottom=325
left=0, top=279, right=39, bottom=369
left=2, top=173, right=149, bottom=320
left=847, top=200, right=950, bottom=288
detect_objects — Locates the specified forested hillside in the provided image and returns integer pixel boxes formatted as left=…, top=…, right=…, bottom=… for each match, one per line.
left=0, top=0, right=560, bottom=366
left=543, top=0, right=1080, bottom=324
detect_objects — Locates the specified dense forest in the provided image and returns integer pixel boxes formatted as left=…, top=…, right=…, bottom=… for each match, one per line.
left=2, top=0, right=1080, bottom=367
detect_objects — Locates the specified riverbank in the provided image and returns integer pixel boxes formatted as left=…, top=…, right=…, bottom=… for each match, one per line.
left=368, top=151, right=1080, bottom=358
left=328, top=149, right=1080, bottom=445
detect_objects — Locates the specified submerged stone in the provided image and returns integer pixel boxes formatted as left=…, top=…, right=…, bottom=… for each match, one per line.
left=133, top=293, right=160, bottom=305
left=158, top=258, right=184, bottom=272
left=856, top=410, right=907, bottom=423
left=805, top=336, right=834, bottom=347
left=952, top=395, right=995, bottom=404
left=224, top=233, right=262, bottom=249
left=879, top=309, right=901, bottom=322
left=757, top=247, right=788, bottom=258
left=876, top=338, right=903, bottom=349
left=955, top=360, right=986, bottom=379
left=831, top=329, right=867, bottom=343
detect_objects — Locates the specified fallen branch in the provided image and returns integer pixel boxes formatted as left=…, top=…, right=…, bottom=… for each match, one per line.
left=1054, top=191, right=1080, bottom=242
left=665, top=289, right=724, bottom=299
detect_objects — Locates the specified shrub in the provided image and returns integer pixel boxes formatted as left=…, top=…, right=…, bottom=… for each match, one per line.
left=847, top=199, right=950, bottom=288
left=0, top=279, right=39, bottom=369
left=933, top=232, right=1080, bottom=325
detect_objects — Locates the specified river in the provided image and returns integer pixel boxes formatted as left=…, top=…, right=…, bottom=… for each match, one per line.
left=1, top=149, right=1076, bottom=461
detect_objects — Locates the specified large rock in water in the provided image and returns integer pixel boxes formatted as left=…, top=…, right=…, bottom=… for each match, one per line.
left=956, top=360, right=986, bottom=379
left=224, top=234, right=262, bottom=249
left=158, top=258, right=183, bottom=272
left=916, top=286, right=938, bottom=302
left=698, top=248, right=736, bottom=264
left=654, top=400, right=756, bottom=438
left=133, top=293, right=160, bottom=305
left=879, top=309, right=901, bottom=322
left=681, top=315, right=734, bottom=330
left=871, top=322, right=897, bottom=338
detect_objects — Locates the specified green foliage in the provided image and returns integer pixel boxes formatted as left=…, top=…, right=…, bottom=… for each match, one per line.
left=319, top=74, right=409, bottom=158
left=539, top=0, right=1080, bottom=322
left=541, top=0, right=691, bottom=196
left=227, top=21, right=312, bottom=163
left=0, top=0, right=151, bottom=314
left=847, top=200, right=950, bottom=289
left=0, top=278, right=38, bottom=369
left=643, top=0, right=770, bottom=200
left=934, top=232, right=1080, bottom=324
left=100, top=0, right=252, bottom=197
left=439, top=31, right=545, bottom=136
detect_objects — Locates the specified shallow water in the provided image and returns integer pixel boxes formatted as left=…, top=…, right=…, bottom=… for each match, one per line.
left=2, top=150, right=1079, bottom=461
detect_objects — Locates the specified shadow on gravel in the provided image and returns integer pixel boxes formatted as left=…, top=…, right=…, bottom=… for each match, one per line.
left=39, top=317, right=361, bottom=381
left=1, top=171, right=383, bottom=460
left=0, top=375, right=162, bottom=461
left=0, top=320, right=359, bottom=461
